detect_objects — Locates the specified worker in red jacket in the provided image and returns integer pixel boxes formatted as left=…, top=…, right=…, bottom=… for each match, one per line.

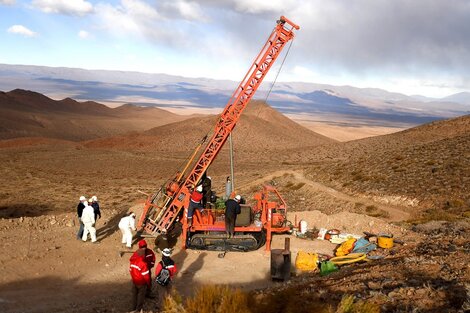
left=154, top=248, right=177, bottom=310
left=136, top=239, right=156, bottom=298
left=129, top=248, right=151, bottom=312
left=187, top=185, right=204, bottom=226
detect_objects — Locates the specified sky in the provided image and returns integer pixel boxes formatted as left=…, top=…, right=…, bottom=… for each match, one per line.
left=1, top=0, right=469, bottom=98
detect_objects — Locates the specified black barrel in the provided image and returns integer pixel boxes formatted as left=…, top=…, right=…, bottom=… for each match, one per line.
left=270, top=238, right=291, bottom=281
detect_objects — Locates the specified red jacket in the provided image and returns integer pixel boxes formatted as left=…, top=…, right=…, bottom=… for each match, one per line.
left=144, top=248, right=156, bottom=269
left=155, top=258, right=177, bottom=280
left=190, top=190, right=203, bottom=203
left=131, top=249, right=156, bottom=270
left=129, top=254, right=151, bottom=286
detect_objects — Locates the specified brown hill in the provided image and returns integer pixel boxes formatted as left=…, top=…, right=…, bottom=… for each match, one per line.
left=301, top=114, right=470, bottom=220
left=0, top=89, right=187, bottom=141
left=84, top=100, right=335, bottom=155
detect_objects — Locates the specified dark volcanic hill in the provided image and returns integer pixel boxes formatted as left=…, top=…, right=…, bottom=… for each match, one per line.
left=0, top=89, right=186, bottom=140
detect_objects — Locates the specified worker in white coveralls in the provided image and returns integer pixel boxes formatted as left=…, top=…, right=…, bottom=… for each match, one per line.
left=119, top=212, right=137, bottom=248
left=81, top=201, right=97, bottom=243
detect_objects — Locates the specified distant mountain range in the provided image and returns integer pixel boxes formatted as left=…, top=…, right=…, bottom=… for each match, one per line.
left=0, top=63, right=469, bottom=127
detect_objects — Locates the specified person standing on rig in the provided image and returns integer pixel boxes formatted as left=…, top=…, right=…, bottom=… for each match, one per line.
left=187, top=185, right=204, bottom=226
left=225, top=195, right=241, bottom=238
left=201, top=174, right=212, bottom=208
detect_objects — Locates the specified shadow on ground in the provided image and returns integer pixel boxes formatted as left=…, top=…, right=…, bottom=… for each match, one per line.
left=0, top=204, right=52, bottom=218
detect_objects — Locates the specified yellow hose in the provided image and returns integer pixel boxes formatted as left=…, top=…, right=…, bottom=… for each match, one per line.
left=330, top=253, right=367, bottom=265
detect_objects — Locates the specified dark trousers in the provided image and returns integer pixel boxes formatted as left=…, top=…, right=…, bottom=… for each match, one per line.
left=146, top=272, right=153, bottom=296
left=225, top=215, right=236, bottom=237
left=156, top=283, right=172, bottom=310
left=132, top=283, right=148, bottom=311
left=188, top=201, right=203, bottom=218
left=76, top=218, right=84, bottom=239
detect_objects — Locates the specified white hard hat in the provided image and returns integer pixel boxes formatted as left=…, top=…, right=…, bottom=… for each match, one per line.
left=235, top=195, right=241, bottom=201
left=89, top=198, right=93, bottom=203
left=207, top=176, right=211, bottom=180
left=92, top=196, right=98, bottom=201
left=79, top=196, right=86, bottom=201
left=196, top=185, right=203, bottom=192
left=83, top=201, right=88, bottom=206
left=162, top=248, right=171, bottom=257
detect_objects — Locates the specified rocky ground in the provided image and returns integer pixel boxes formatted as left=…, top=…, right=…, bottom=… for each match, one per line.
left=0, top=173, right=468, bottom=313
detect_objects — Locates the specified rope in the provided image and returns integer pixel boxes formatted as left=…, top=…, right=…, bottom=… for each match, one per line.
left=162, top=35, right=296, bottom=191
left=234, top=37, right=296, bottom=155
left=263, top=38, right=294, bottom=103
left=330, top=253, right=367, bottom=265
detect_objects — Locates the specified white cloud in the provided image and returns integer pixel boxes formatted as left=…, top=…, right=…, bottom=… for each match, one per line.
left=231, top=0, right=296, bottom=14
left=7, top=25, right=37, bottom=37
left=78, top=30, right=89, bottom=39
left=160, top=0, right=205, bottom=21
left=0, top=0, right=16, bottom=5
left=32, top=0, right=93, bottom=16
left=95, top=0, right=160, bottom=35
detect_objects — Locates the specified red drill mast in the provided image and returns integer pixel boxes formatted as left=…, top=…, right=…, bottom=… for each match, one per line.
left=138, top=16, right=299, bottom=237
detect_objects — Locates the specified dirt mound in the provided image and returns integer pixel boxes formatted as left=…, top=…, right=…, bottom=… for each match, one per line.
left=288, top=210, right=406, bottom=237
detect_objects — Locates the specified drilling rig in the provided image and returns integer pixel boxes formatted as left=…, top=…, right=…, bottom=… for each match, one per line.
left=137, top=16, right=300, bottom=251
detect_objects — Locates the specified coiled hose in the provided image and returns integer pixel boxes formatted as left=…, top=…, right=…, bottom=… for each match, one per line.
left=329, top=253, right=367, bottom=265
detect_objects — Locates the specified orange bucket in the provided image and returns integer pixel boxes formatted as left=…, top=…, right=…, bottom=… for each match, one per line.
left=378, top=235, right=394, bottom=249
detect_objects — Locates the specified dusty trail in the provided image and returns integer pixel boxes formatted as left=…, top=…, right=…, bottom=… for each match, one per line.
left=241, top=169, right=411, bottom=222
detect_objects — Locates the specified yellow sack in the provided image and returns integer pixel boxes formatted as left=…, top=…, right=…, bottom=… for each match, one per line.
left=335, top=238, right=357, bottom=256
left=295, top=251, right=318, bottom=272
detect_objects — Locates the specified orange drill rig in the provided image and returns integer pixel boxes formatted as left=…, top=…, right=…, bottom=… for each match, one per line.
left=137, top=16, right=299, bottom=251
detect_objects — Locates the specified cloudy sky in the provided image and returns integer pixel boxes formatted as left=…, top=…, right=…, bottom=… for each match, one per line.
left=1, top=0, right=469, bottom=98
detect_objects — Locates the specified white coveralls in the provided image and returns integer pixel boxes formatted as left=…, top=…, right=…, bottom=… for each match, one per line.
left=119, top=215, right=136, bottom=248
left=81, top=205, right=97, bottom=242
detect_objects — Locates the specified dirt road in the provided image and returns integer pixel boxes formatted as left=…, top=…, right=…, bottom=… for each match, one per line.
left=243, top=169, right=411, bottom=221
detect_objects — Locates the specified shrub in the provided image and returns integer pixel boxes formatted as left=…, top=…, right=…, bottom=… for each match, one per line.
left=364, top=205, right=390, bottom=218
left=163, top=288, right=380, bottom=313
left=184, top=285, right=250, bottom=313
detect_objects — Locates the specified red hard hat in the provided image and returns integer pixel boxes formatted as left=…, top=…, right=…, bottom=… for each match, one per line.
left=138, top=239, right=147, bottom=248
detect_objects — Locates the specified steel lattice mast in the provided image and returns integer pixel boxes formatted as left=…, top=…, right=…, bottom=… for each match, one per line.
left=140, top=16, right=299, bottom=236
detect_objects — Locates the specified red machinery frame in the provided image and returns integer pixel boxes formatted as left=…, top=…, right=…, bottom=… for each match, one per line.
left=137, top=16, right=299, bottom=249
left=182, top=185, right=290, bottom=251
